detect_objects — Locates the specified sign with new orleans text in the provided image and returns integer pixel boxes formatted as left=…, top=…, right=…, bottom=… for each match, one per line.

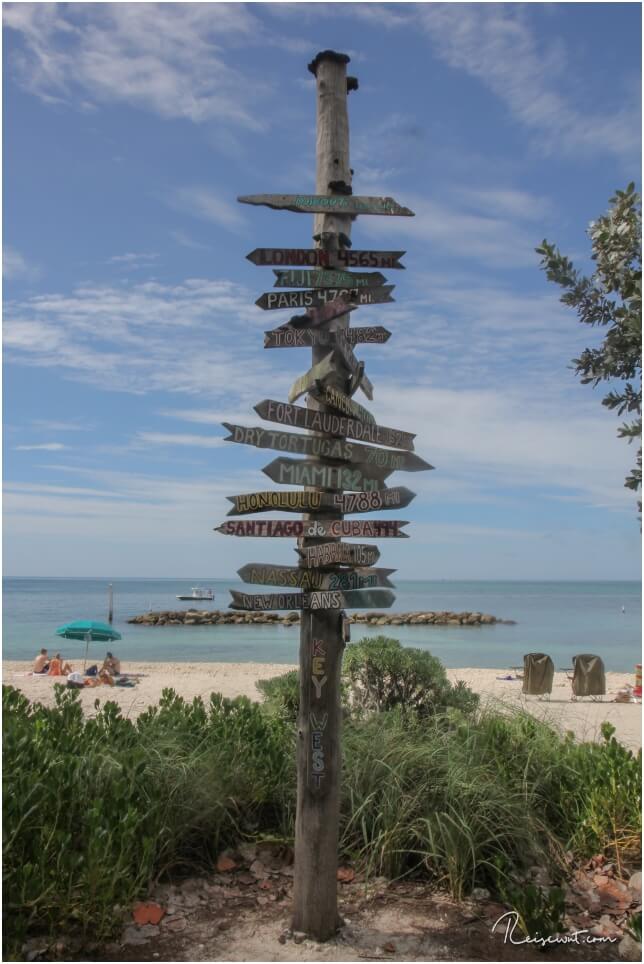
left=216, top=519, right=408, bottom=538
left=226, top=486, right=416, bottom=516
left=255, top=285, right=394, bottom=311
left=238, top=194, right=415, bottom=217
left=246, top=248, right=406, bottom=269
left=230, top=587, right=395, bottom=611
left=262, top=457, right=391, bottom=492
left=254, top=399, right=416, bottom=452
left=237, top=563, right=396, bottom=591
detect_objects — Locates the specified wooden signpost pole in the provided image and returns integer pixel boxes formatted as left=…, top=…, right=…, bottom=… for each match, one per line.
left=292, top=50, right=354, bottom=941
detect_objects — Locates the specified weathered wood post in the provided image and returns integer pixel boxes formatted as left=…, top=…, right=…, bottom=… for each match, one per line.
left=292, top=50, right=354, bottom=941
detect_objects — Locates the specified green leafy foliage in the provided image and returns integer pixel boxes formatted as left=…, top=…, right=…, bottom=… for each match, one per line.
left=256, top=669, right=300, bottom=723
left=537, top=183, right=642, bottom=503
left=496, top=880, right=566, bottom=942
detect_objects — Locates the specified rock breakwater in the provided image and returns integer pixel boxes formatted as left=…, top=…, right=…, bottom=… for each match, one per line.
left=128, top=610, right=513, bottom=627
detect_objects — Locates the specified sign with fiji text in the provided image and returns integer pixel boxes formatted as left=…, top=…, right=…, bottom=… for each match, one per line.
left=256, top=285, right=394, bottom=311
left=264, top=325, right=391, bottom=349
left=237, top=563, right=396, bottom=590
left=254, top=399, right=416, bottom=452
left=223, top=424, right=431, bottom=472
left=297, top=542, right=380, bottom=568
left=246, top=248, right=406, bottom=269
left=273, top=269, right=386, bottom=289
left=230, top=587, right=395, bottom=611
left=262, top=457, right=391, bottom=492
left=238, top=194, right=414, bottom=217
left=216, top=519, right=408, bottom=538
left=226, top=486, right=416, bottom=516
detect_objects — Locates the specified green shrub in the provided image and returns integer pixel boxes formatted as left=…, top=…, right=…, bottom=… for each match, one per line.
left=343, top=636, right=479, bottom=719
left=256, top=669, right=300, bottom=723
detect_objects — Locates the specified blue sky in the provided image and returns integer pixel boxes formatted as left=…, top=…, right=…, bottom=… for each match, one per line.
left=3, top=1, right=642, bottom=579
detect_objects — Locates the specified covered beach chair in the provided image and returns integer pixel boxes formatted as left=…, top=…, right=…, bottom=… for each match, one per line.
left=571, top=654, right=606, bottom=700
left=522, top=652, right=554, bottom=698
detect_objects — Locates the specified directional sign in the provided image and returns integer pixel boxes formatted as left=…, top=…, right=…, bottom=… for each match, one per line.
left=246, top=248, right=406, bottom=270
left=288, top=351, right=336, bottom=404
left=226, top=486, right=416, bottom=517
left=237, top=563, right=396, bottom=590
left=274, top=269, right=386, bottom=289
left=282, top=297, right=356, bottom=330
left=238, top=194, right=415, bottom=217
left=331, top=336, right=374, bottom=400
left=254, top=399, right=416, bottom=452
left=230, top=588, right=394, bottom=611
left=216, top=519, right=408, bottom=538
left=264, top=326, right=391, bottom=349
left=297, top=542, right=381, bottom=568
left=263, top=457, right=391, bottom=492
left=255, top=286, right=395, bottom=311
left=313, top=385, right=375, bottom=425
left=223, top=425, right=432, bottom=472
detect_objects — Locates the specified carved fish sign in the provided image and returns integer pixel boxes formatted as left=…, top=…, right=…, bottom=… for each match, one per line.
left=262, top=457, right=391, bottom=492
left=246, top=248, right=406, bottom=269
left=237, top=563, right=397, bottom=590
left=312, top=385, right=375, bottom=424
left=254, top=399, right=416, bottom=452
left=288, top=351, right=336, bottom=403
left=238, top=194, right=414, bottom=217
left=263, top=326, right=391, bottom=348
left=297, top=542, right=381, bottom=568
left=255, top=285, right=394, bottom=311
left=273, top=269, right=386, bottom=289
left=226, top=486, right=417, bottom=517
left=229, top=587, right=396, bottom=611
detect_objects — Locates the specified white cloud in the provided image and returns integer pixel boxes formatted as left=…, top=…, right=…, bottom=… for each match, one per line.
left=14, top=442, right=67, bottom=451
left=135, top=432, right=225, bottom=449
left=108, top=252, right=159, bottom=267
left=169, top=187, right=247, bottom=233
left=4, top=246, right=38, bottom=281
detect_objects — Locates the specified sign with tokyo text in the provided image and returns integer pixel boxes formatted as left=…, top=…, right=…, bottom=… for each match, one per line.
left=237, top=563, right=396, bottom=591
left=297, top=542, right=381, bottom=568
left=274, top=269, right=386, bottom=289
left=216, top=519, right=408, bottom=538
left=230, top=587, right=395, bottom=611
left=238, top=194, right=415, bottom=217
left=226, top=486, right=416, bottom=517
left=262, top=457, right=391, bottom=492
left=256, top=285, right=394, bottom=311
left=254, top=399, right=416, bottom=452
left=246, top=248, right=406, bottom=269
left=264, top=326, right=391, bottom=349
left=223, top=425, right=431, bottom=472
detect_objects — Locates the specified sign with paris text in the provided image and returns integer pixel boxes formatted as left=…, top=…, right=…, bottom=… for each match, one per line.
left=262, top=457, right=391, bottom=492
left=287, top=352, right=336, bottom=404
left=237, top=563, right=396, bottom=591
left=226, top=486, right=416, bottom=517
left=246, top=248, right=406, bottom=270
left=313, top=384, right=375, bottom=425
left=297, top=542, right=381, bottom=568
left=273, top=269, right=386, bottom=289
left=223, top=424, right=432, bottom=472
left=254, top=399, right=416, bottom=452
left=255, top=285, right=394, bottom=311
left=230, top=587, right=395, bottom=611
left=282, top=296, right=356, bottom=329
left=264, top=325, right=391, bottom=349
left=238, top=194, right=415, bottom=217
left=216, top=519, right=408, bottom=538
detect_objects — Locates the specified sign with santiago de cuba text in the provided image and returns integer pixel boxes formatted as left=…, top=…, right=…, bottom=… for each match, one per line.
left=216, top=519, right=408, bottom=538
left=274, top=269, right=386, bottom=289
left=297, top=541, right=380, bottom=568
left=264, top=326, right=391, bottom=349
left=230, top=587, right=395, bottom=611
left=237, top=563, right=396, bottom=590
left=246, top=248, right=406, bottom=269
left=262, top=457, right=391, bottom=492
left=256, top=285, right=394, bottom=311
left=238, top=194, right=415, bottom=217
left=254, top=399, right=416, bottom=452
left=226, top=486, right=416, bottom=516
left=223, top=424, right=432, bottom=472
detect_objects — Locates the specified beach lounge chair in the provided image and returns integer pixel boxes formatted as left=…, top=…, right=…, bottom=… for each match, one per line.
left=571, top=654, right=606, bottom=701
left=522, top=653, right=554, bottom=698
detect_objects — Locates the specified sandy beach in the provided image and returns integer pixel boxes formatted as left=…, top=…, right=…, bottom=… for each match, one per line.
left=3, top=661, right=641, bottom=750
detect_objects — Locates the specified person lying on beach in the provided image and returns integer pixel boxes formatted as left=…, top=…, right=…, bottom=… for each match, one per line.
left=48, top=653, right=73, bottom=676
left=33, top=648, right=50, bottom=674
left=98, top=667, right=115, bottom=685
left=102, top=652, right=121, bottom=675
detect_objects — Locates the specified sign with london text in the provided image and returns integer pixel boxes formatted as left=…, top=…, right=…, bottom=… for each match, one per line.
left=223, top=424, right=432, bottom=472
left=274, top=269, right=386, bottom=289
left=254, top=399, right=416, bottom=452
left=246, top=248, right=406, bottom=270
left=216, top=519, right=408, bottom=538
left=237, top=563, right=396, bottom=591
left=262, top=457, right=391, bottom=492
left=255, top=285, right=395, bottom=311
left=264, top=325, right=391, bottom=349
left=238, top=194, right=415, bottom=217
left=230, top=587, right=395, bottom=611
left=226, top=486, right=416, bottom=517
left=297, top=542, right=381, bottom=569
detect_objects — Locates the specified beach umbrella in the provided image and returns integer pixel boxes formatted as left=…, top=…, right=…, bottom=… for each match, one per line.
left=55, top=620, right=122, bottom=671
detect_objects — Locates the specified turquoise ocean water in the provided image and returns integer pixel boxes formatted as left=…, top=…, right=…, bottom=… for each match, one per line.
left=2, top=578, right=641, bottom=671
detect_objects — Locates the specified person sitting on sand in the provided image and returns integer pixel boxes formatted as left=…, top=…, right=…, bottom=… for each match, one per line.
left=48, top=653, right=73, bottom=676
left=102, top=651, right=121, bottom=675
left=33, top=648, right=50, bottom=674
left=98, top=667, right=115, bottom=685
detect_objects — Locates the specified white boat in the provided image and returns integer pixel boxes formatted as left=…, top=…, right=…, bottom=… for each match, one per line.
left=176, top=587, right=215, bottom=601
